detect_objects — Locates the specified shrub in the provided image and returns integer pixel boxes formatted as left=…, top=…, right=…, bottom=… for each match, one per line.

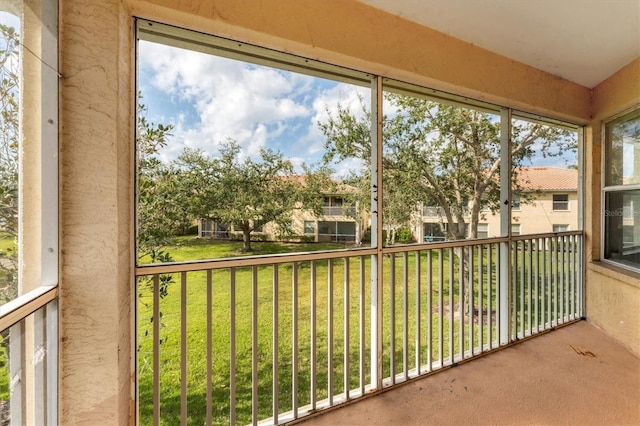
left=396, top=227, right=415, bottom=244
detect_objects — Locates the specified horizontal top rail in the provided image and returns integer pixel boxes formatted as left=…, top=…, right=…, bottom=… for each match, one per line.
left=136, top=246, right=376, bottom=276
left=511, top=230, right=583, bottom=241
left=381, top=236, right=508, bottom=253
left=0, top=285, right=58, bottom=332
left=136, top=230, right=584, bottom=276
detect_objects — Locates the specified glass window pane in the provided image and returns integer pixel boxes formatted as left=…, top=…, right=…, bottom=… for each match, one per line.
left=605, top=109, right=640, bottom=187
left=604, top=189, right=640, bottom=269
left=552, top=194, right=570, bottom=211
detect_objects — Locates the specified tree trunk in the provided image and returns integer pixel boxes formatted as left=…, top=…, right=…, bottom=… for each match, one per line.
left=242, top=224, right=252, bottom=252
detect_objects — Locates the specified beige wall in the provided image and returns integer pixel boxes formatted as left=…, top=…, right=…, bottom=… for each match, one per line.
left=420, top=191, right=579, bottom=238
left=585, top=58, right=640, bottom=356
left=59, top=0, right=133, bottom=424
left=57, top=0, right=632, bottom=424
left=509, top=192, right=579, bottom=235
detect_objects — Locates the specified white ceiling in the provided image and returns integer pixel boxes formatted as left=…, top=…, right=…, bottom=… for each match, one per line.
left=359, top=0, right=640, bottom=88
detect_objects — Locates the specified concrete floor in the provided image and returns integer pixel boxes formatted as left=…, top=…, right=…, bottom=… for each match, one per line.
left=297, top=321, right=640, bottom=426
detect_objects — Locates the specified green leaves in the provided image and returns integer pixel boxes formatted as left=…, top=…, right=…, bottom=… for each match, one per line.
left=0, top=23, right=19, bottom=304
left=319, top=92, right=577, bottom=241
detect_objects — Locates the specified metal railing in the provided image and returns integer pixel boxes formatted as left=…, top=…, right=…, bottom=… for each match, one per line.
left=317, top=233, right=356, bottom=243
left=320, top=206, right=355, bottom=216
left=0, top=285, right=59, bottom=426
left=135, top=231, right=583, bottom=425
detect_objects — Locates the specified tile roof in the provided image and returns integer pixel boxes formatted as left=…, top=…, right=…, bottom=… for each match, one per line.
left=515, top=167, right=578, bottom=191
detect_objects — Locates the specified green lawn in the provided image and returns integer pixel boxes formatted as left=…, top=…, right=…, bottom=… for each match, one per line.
left=0, top=233, right=16, bottom=254
left=137, top=239, right=507, bottom=425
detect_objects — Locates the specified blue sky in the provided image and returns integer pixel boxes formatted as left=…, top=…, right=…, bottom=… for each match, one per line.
left=138, top=40, right=582, bottom=176
left=138, top=40, right=369, bottom=174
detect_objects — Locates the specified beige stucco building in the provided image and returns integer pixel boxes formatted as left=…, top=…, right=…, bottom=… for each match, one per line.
left=1, top=0, right=638, bottom=424
left=419, top=167, right=580, bottom=240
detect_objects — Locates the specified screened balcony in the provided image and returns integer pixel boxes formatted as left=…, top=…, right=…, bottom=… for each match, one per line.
left=135, top=232, right=587, bottom=425
left=1, top=0, right=639, bottom=425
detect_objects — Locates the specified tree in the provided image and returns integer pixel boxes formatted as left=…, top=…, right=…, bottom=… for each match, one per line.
left=320, top=92, right=576, bottom=241
left=0, top=23, right=20, bottom=304
left=136, top=99, right=180, bottom=310
left=175, top=141, right=333, bottom=252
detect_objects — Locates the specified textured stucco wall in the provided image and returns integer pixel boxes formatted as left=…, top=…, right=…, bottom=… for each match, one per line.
left=59, top=0, right=133, bottom=424
left=585, top=58, right=640, bottom=356
left=56, top=0, right=633, bottom=424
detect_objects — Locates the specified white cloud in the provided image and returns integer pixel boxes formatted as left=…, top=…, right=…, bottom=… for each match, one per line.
left=139, top=41, right=372, bottom=180
left=140, top=41, right=314, bottom=159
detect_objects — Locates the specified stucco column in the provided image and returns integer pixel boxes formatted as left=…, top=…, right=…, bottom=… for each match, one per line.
left=59, top=0, right=133, bottom=424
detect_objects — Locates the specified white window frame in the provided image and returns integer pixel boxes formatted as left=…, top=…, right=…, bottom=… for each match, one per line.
left=553, top=224, right=569, bottom=233
left=477, top=223, right=489, bottom=239
left=601, top=106, right=640, bottom=272
left=511, top=193, right=521, bottom=211
left=552, top=193, right=569, bottom=211
left=303, top=221, right=316, bottom=234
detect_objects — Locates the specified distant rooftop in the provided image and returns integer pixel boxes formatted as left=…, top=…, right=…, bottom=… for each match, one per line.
left=516, top=167, right=578, bottom=191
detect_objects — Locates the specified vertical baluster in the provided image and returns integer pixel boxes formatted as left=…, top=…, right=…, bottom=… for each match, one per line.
left=478, top=245, right=483, bottom=354
left=230, top=268, right=237, bottom=425
left=571, top=235, right=577, bottom=319
left=251, top=267, right=258, bottom=425
left=390, top=253, right=395, bottom=382
left=310, top=261, right=317, bottom=410
left=327, top=259, right=334, bottom=404
left=487, top=245, right=492, bottom=349
left=553, top=237, right=558, bottom=326
left=468, top=246, right=474, bottom=357
left=495, top=244, right=501, bottom=347
left=359, top=256, right=365, bottom=395
left=206, top=270, right=213, bottom=426
left=519, top=241, right=525, bottom=338
left=152, top=275, right=160, bottom=426
left=343, top=258, right=350, bottom=400
left=403, top=252, right=409, bottom=380
left=427, top=250, right=432, bottom=372
left=564, top=236, right=569, bottom=321
left=47, top=300, right=59, bottom=426
left=292, top=262, right=299, bottom=417
left=546, top=237, right=551, bottom=328
left=510, top=241, right=519, bottom=340
left=577, top=235, right=583, bottom=317
left=439, top=249, right=444, bottom=368
left=415, top=250, right=421, bottom=375
left=449, top=247, right=454, bottom=365
left=512, top=241, right=517, bottom=340
left=272, top=265, right=279, bottom=423
left=459, top=246, right=465, bottom=360
left=181, top=272, right=188, bottom=426
left=534, top=239, right=539, bottom=333
left=527, top=240, right=532, bottom=336
left=560, top=236, right=565, bottom=324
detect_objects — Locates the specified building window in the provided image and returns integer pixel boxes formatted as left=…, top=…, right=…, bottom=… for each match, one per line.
left=552, top=194, right=569, bottom=211
left=304, top=221, right=315, bottom=234
left=511, top=193, right=521, bottom=210
left=477, top=223, right=489, bottom=239
left=553, top=224, right=569, bottom=233
left=511, top=224, right=521, bottom=236
left=603, top=108, right=640, bottom=270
